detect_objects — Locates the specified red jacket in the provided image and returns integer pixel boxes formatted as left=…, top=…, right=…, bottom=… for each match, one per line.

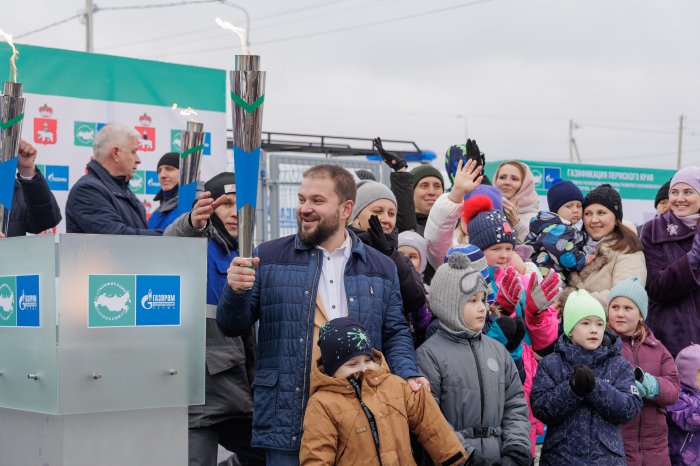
left=619, top=327, right=680, bottom=466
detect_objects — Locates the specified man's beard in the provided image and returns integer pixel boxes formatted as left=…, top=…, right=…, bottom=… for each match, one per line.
left=297, top=209, right=342, bottom=247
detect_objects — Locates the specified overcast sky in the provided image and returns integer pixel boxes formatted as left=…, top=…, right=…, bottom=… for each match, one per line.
left=5, top=0, right=700, bottom=169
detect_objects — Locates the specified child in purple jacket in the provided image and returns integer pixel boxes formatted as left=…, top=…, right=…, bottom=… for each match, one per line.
left=667, top=343, right=700, bottom=466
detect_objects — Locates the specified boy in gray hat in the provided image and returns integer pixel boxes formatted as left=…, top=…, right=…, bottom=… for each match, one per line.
left=416, top=253, right=531, bottom=466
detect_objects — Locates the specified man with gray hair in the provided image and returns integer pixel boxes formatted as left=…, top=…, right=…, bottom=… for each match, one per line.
left=65, top=123, right=161, bottom=235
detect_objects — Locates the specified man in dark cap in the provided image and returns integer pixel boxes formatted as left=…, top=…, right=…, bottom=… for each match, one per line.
left=148, top=152, right=180, bottom=230
left=654, top=180, right=671, bottom=216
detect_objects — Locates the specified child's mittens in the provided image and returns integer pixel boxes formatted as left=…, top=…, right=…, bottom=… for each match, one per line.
left=495, top=265, right=523, bottom=315
left=569, top=364, right=596, bottom=397
left=491, top=315, right=526, bottom=352
left=525, top=268, right=562, bottom=317
left=634, top=367, right=660, bottom=399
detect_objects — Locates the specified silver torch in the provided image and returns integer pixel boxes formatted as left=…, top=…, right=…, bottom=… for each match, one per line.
left=177, top=120, right=205, bottom=215
left=230, top=55, right=265, bottom=260
left=0, top=81, right=25, bottom=236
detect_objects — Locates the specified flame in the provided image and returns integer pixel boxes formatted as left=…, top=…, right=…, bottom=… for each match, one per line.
left=172, top=103, right=199, bottom=121
left=0, top=28, right=19, bottom=82
left=215, top=17, right=251, bottom=55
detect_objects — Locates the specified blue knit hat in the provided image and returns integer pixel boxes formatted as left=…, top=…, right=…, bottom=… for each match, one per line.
left=318, top=317, right=374, bottom=377
left=607, top=277, right=648, bottom=320
left=547, top=178, right=584, bottom=214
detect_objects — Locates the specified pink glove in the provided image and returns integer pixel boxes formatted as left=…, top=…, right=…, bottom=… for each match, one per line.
left=495, top=265, right=523, bottom=315
left=525, top=269, right=562, bottom=317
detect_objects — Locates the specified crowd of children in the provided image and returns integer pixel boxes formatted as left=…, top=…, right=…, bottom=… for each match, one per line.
left=295, top=144, right=699, bottom=466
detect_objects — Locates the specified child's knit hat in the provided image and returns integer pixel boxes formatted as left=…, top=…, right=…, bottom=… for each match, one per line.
left=462, top=195, right=515, bottom=252
left=564, top=289, right=607, bottom=336
left=445, top=244, right=494, bottom=304
left=398, top=231, right=427, bottom=274
left=547, top=178, right=584, bottom=214
left=318, top=317, right=375, bottom=377
left=607, top=277, right=649, bottom=320
left=675, top=344, right=700, bottom=389
left=429, top=252, right=489, bottom=332
left=351, top=180, right=396, bottom=221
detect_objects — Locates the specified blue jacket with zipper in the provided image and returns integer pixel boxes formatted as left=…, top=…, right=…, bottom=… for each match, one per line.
left=216, top=229, right=419, bottom=451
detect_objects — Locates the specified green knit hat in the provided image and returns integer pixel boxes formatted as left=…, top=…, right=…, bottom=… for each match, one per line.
left=564, top=289, right=607, bottom=336
left=411, top=165, right=444, bottom=191
left=607, top=277, right=648, bottom=320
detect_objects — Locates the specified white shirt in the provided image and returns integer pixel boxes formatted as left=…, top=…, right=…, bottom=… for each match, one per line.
left=316, top=234, right=351, bottom=321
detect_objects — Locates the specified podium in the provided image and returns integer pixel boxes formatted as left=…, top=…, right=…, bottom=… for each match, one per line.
left=0, top=234, right=206, bottom=465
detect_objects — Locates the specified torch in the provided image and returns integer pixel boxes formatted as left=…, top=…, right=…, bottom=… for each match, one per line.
left=177, top=119, right=205, bottom=215
left=0, top=31, right=24, bottom=236
left=226, top=26, right=265, bottom=260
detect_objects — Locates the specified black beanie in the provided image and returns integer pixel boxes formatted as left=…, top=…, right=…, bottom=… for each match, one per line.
left=318, top=317, right=374, bottom=377
left=157, top=152, right=180, bottom=169
left=204, top=172, right=236, bottom=199
left=654, top=180, right=671, bottom=208
left=584, top=184, right=623, bottom=221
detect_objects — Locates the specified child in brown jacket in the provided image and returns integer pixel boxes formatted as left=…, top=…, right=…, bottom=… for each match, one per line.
left=300, top=317, right=468, bottom=466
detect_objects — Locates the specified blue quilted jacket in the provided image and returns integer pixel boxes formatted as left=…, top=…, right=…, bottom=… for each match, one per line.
left=216, top=229, right=419, bottom=451
left=531, top=332, right=643, bottom=466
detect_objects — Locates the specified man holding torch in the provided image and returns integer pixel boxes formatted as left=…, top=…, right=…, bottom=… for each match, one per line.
left=216, top=164, right=427, bottom=465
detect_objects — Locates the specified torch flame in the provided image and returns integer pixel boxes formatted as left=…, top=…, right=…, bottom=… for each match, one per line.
left=0, top=28, right=19, bottom=82
left=172, top=103, right=199, bottom=121
left=215, top=17, right=251, bottom=55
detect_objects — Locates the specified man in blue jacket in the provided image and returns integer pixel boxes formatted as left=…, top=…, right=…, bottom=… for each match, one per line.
left=2, top=139, right=62, bottom=237
left=65, top=123, right=161, bottom=235
left=217, top=164, right=426, bottom=465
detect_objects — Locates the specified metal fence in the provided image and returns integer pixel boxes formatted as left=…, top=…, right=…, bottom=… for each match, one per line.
left=253, top=152, right=388, bottom=243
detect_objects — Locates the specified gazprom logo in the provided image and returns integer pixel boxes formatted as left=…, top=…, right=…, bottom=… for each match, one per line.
left=46, top=165, right=69, bottom=190
left=18, top=289, right=38, bottom=312
left=140, top=289, right=177, bottom=310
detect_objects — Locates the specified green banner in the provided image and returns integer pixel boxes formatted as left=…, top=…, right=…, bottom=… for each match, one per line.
left=0, top=44, right=225, bottom=112
left=485, top=160, right=676, bottom=201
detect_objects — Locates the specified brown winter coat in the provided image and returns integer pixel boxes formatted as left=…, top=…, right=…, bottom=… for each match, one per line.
left=300, top=351, right=468, bottom=466
left=563, top=240, right=647, bottom=307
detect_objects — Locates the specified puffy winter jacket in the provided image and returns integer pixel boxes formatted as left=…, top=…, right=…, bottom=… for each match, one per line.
left=65, top=160, right=160, bottom=235
left=531, top=333, right=643, bottom=466
left=416, top=324, right=531, bottom=465
left=216, top=230, right=419, bottom=451
left=525, top=211, right=587, bottom=279
left=619, top=327, right=680, bottom=466
left=8, top=169, right=62, bottom=236
left=667, top=385, right=700, bottom=466
left=640, top=211, right=700, bottom=357
left=300, top=350, right=467, bottom=466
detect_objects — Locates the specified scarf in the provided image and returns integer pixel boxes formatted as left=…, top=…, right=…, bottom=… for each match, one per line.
left=678, top=212, right=700, bottom=229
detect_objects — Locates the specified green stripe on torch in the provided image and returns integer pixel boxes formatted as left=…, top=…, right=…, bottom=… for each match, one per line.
left=180, top=144, right=205, bottom=158
left=0, top=113, right=24, bottom=130
left=230, top=92, right=265, bottom=113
